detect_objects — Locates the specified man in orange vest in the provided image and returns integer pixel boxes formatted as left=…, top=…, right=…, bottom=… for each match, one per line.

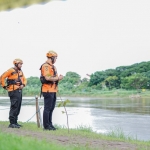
left=0, top=58, right=27, bottom=128
left=40, top=50, right=63, bottom=130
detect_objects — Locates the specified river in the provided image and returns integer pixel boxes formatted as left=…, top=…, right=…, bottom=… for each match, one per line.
left=0, top=96, right=150, bottom=141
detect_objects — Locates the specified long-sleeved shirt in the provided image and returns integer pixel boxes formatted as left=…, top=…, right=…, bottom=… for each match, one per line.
left=0, top=67, right=27, bottom=91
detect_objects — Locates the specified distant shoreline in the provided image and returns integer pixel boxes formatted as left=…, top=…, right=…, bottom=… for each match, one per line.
left=0, top=94, right=149, bottom=99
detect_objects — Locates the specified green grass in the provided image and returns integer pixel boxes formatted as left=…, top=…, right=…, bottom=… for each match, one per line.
left=1, top=88, right=150, bottom=99
left=0, top=131, right=94, bottom=150
left=0, top=121, right=150, bottom=150
left=59, top=89, right=150, bottom=99
left=106, top=127, right=135, bottom=141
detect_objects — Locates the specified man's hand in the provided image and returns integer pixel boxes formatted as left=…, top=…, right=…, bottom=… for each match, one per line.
left=58, top=74, right=64, bottom=81
left=19, top=85, right=24, bottom=90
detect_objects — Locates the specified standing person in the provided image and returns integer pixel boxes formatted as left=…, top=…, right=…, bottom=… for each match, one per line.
left=0, top=58, right=27, bottom=128
left=40, top=50, right=63, bottom=130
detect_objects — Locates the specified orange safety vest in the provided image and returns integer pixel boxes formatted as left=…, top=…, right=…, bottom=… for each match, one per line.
left=40, top=62, right=58, bottom=93
left=0, top=68, right=27, bottom=91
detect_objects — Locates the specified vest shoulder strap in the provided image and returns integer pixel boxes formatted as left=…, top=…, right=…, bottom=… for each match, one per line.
left=9, top=68, right=23, bottom=79
left=40, top=62, right=57, bottom=76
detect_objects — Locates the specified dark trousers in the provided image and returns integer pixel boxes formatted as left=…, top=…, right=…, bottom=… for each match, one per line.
left=8, top=89, right=22, bottom=124
left=43, top=92, right=56, bottom=128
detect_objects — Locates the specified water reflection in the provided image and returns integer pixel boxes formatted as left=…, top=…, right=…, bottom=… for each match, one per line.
left=67, top=97, right=150, bottom=115
left=0, top=97, right=150, bottom=141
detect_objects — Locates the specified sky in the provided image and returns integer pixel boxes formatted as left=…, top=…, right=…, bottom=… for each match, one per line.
left=0, top=0, right=150, bottom=79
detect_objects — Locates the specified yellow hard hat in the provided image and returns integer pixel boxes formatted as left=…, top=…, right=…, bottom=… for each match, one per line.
left=13, top=58, right=23, bottom=64
left=46, top=50, right=58, bottom=58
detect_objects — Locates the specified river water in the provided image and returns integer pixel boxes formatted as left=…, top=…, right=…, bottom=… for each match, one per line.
left=0, top=96, right=150, bottom=141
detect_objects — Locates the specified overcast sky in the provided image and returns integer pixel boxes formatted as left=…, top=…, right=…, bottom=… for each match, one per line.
left=0, top=0, right=150, bottom=79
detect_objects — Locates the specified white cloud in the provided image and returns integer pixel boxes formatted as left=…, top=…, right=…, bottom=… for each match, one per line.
left=0, top=0, right=150, bottom=79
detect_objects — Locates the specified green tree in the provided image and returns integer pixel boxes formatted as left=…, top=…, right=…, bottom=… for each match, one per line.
left=105, top=69, right=118, bottom=76
left=27, top=76, right=41, bottom=87
left=88, top=71, right=107, bottom=86
left=121, top=74, right=148, bottom=91
left=59, top=72, right=81, bottom=85
left=104, top=76, right=119, bottom=90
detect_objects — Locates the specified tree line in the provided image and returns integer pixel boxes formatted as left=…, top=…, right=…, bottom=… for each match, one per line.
left=0, top=61, right=150, bottom=96
left=89, top=61, right=150, bottom=90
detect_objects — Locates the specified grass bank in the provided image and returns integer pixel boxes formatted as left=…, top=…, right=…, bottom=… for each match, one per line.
left=0, top=89, right=150, bottom=99
left=58, top=89, right=150, bottom=99
left=0, top=121, right=149, bottom=150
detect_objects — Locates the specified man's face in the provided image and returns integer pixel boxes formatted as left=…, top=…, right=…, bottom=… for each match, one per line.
left=17, top=63, right=23, bottom=69
left=53, top=57, right=57, bottom=64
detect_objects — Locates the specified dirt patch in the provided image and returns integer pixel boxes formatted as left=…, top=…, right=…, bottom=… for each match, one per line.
left=0, top=124, right=138, bottom=150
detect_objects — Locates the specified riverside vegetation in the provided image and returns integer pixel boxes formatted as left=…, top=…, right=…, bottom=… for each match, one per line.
left=1, top=60, right=150, bottom=98
left=0, top=121, right=150, bottom=150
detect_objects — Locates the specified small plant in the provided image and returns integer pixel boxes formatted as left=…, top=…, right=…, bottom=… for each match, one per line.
left=57, top=92, right=70, bottom=133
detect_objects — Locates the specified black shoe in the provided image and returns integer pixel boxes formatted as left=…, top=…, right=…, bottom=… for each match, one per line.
left=44, top=126, right=56, bottom=131
left=8, top=124, right=20, bottom=128
left=51, top=125, right=57, bottom=130
left=16, top=123, right=23, bottom=127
